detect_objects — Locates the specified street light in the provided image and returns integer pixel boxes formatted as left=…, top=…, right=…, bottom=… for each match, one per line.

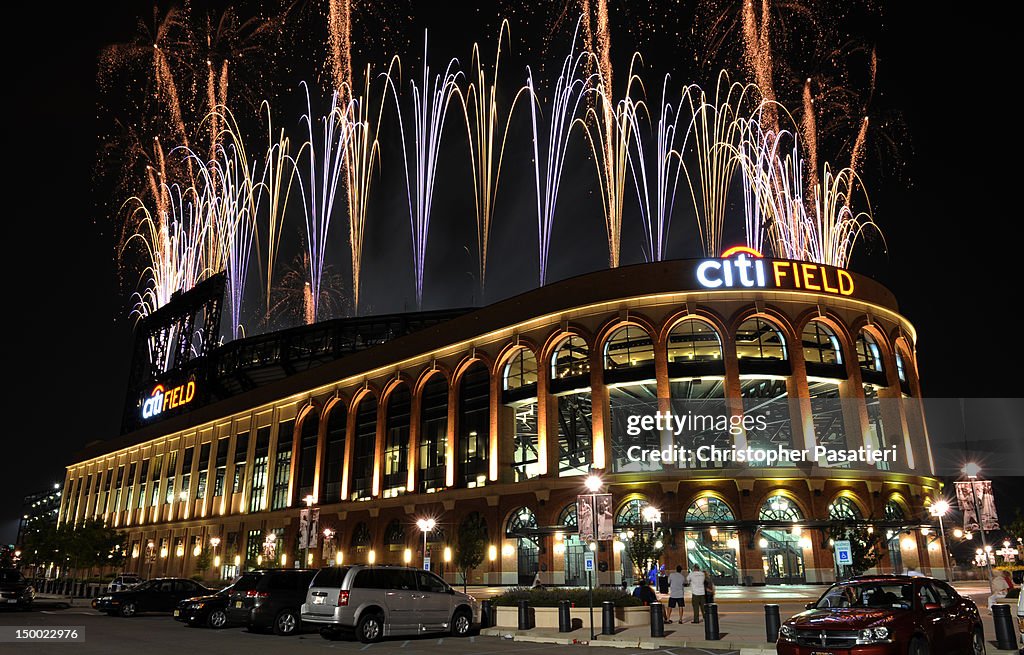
left=929, top=499, right=953, bottom=581
left=416, top=518, right=437, bottom=569
left=642, top=505, right=662, bottom=535
left=961, top=462, right=993, bottom=578
left=584, top=474, right=603, bottom=493
left=210, top=536, right=221, bottom=569
left=301, top=496, right=316, bottom=568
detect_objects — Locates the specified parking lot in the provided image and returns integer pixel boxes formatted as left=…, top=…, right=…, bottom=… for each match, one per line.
left=0, top=607, right=739, bottom=655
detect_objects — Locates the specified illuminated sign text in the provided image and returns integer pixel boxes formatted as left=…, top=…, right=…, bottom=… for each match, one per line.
left=696, top=247, right=854, bottom=297
left=141, top=381, right=196, bottom=419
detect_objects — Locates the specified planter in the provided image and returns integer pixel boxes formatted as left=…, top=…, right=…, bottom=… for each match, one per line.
left=495, top=605, right=649, bottom=629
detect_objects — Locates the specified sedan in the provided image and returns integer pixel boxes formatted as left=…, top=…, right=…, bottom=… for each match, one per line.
left=777, top=575, right=985, bottom=655
left=174, top=575, right=257, bottom=628
left=0, top=570, right=34, bottom=610
left=95, top=578, right=213, bottom=617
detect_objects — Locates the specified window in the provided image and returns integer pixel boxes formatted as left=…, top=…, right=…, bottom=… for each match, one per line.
left=419, top=376, right=448, bottom=494
left=552, top=336, right=590, bottom=380
left=102, top=467, right=113, bottom=514
left=180, top=447, right=194, bottom=503
left=213, top=439, right=228, bottom=497
left=350, top=396, right=377, bottom=501
left=150, top=455, right=163, bottom=507
left=828, top=496, right=862, bottom=521
left=296, top=409, right=319, bottom=502
left=759, top=495, right=803, bottom=522
left=670, top=379, right=729, bottom=466
left=271, top=419, right=294, bottom=510
left=557, top=393, right=592, bottom=477
left=896, top=350, right=907, bottom=383
left=506, top=507, right=538, bottom=536
left=685, top=497, right=734, bottom=523
left=244, top=529, right=263, bottom=567
left=856, top=329, right=884, bottom=373
left=808, top=381, right=847, bottom=461
left=667, top=319, right=722, bottom=362
left=233, top=432, right=249, bottom=494
left=740, top=378, right=793, bottom=457
left=884, top=499, right=905, bottom=521
left=458, top=362, right=490, bottom=489
left=802, top=321, right=843, bottom=365
left=322, top=404, right=346, bottom=501
left=383, top=386, right=411, bottom=498
left=736, top=317, right=787, bottom=361
left=195, top=443, right=211, bottom=500
left=384, top=519, right=405, bottom=548
left=604, top=325, right=655, bottom=370
left=416, top=571, right=447, bottom=593
left=609, top=382, right=661, bottom=473
left=124, top=463, right=136, bottom=512
left=614, top=498, right=649, bottom=528
left=511, top=401, right=540, bottom=482
left=503, top=349, right=538, bottom=391
left=249, top=427, right=270, bottom=513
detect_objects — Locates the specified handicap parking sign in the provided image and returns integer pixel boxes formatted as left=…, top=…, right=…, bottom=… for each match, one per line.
left=834, top=540, right=853, bottom=566
left=584, top=551, right=595, bottom=572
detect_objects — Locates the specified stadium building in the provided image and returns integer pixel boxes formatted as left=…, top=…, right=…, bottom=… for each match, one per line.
left=58, top=252, right=946, bottom=586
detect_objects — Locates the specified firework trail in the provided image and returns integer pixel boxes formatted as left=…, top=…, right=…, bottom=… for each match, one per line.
left=805, top=163, right=878, bottom=268
left=626, top=75, right=688, bottom=262
left=527, top=20, right=593, bottom=286
left=394, top=34, right=464, bottom=309
left=297, top=83, right=353, bottom=323
left=340, top=62, right=395, bottom=314
left=464, top=21, right=532, bottom=296
left=328, top=0, right=353, bottom=99
left=584, top=53, right=644, bottom=268
left=801, top=78, right=819, bottom=195
left=681, top=71, right=758, bottom=257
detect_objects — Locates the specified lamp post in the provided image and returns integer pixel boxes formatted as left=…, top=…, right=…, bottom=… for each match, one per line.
left=928, top=500, right=952, bottom=581
left=416, top=518, right=437, bottom=570
left=302, top=495, right=315, bottom=568
left=210, top=536, right=221, bottom=571
left=962, top=463, right=993, bottom=580
left=582, top=474, right=605, bottom=641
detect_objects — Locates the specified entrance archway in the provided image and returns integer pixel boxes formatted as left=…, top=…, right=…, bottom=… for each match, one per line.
left=758, top=495, right=806, bottom=584
left=507, top=507, right=539, bottom=586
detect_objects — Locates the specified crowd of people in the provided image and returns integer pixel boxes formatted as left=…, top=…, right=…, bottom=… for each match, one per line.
left=630, top=564, right=716, bottom=624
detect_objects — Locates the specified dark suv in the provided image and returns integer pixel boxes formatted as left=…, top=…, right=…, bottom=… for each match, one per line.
left=225, top=569, right=316, bottom=635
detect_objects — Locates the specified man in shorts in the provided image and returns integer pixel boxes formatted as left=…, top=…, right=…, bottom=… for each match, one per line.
left=665, top=564, right=686, bottom=623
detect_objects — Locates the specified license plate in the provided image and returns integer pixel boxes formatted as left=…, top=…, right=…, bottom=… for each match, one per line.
left=811, top=651, right=832, bottom=655
left=235, top=601, right=244, bottom=608
left=173, top=609, right=180, bottom=617
left=312, top=596, right=325, bottom=605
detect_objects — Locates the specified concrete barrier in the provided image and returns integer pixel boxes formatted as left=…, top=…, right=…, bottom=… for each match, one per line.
left=496, top=605, right=650, bottom=629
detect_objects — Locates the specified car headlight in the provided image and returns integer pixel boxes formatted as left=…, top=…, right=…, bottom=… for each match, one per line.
left=100, top=596, right=112, bottom=602
left=857, top=627, right=891, bottom=644
left=779, top=625, right=795, bottom=641
left=194, top=602, right=205, bottom=609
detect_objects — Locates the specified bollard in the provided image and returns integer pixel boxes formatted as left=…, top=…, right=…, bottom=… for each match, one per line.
left=557, top=600, right=572, bottom=633
left=480, top=599, right=494, bottom=628
left=765, top=604, right=781, bottom=642
left=517, top=599, right=532, bottom=630
left=704, top=603, right=720, bottom=640
left=601, top=600, right=616, bottom=635
left=650, top=602, right=665, bottom=638
left=992, top=604, right=1016, bottom=650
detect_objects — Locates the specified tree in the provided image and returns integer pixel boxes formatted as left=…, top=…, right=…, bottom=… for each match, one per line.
left=622, top=523, right=664, bottom=582
left=1007, top=509, right=1024, bottom=543
left=828, top=523, right=882, bottom=577
left=454, top=513, right=488, bottom=593
left=194, top=547, right=213, bottom=575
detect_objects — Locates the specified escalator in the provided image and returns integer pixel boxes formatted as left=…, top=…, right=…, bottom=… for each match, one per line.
left=760, top=530, right=806, bottom=584
left=685, top=539, right=739, bottom=585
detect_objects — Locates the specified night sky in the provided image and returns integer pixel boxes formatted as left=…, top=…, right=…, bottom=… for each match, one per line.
left=4, top=2, right=1020, bottom=543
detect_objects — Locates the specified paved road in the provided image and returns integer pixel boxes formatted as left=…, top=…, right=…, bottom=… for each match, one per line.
left=0, top=609, right=738, bottom=655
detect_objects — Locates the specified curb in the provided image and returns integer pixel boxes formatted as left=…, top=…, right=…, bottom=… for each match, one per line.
left=481, top=627, right=776, bottom=651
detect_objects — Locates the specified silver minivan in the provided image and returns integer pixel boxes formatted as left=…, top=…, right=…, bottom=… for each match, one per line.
left=301, top=565, right=479, bottom=643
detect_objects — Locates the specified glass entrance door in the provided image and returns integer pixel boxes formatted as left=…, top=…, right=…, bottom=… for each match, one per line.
left=761, top=530, right=806, bottom=584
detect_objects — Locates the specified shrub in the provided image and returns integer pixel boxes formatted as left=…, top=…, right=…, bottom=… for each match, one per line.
left=489, top=586, right=642, bottom=608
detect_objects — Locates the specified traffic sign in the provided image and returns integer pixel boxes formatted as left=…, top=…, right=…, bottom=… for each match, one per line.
left=423, top=557, right=431, bottom=571
left=584, top=551, right=595, bottom=572
left=834, top=540, right=853, bottom=566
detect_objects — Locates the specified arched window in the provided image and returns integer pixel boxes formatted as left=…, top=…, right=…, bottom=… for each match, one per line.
left=896, top=350, right=907, bottom=383
left=503, top=349, right=538, bottom=391
left=506, top=507, right=538, bottom=537
left=667, top=319, right=722, bottom=363
left=351, top=522, right=371, bottom=548
left=558, top=503, right=577, bottom=528
left=418, top=375, right=448, bottom=494
left=828, top=496, right=862, bottom=521
left=296, top=406, right=319, bottom=503
left=458, top=362, right=490, bottom=489
left=384, top=519, right=405, bottom=545
left=758, top=495, right=803, bottom=522
left=615, top=497, right=649, bottom=528
left=802, top=321, right=843, bottom=365
left=884, top=499, right=905, bottom=522
left=350, top=395, right=377, bottom=502
left=856, top=329, right=884, bottom=373
left=383, top=385, right=411, bottom=498
left=736, top=317, right=788, bottom=361
left=686, top=496, right=735, bottom=523
left=321, top=401, right=346, bottom=502
left=604, top=325, right=655, bottom=370
left=552, top=336, right=590, bottom=380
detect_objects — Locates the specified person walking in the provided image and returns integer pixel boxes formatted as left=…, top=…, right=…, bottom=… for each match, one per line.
left=988, top=570, right=1009, bottom=611
left=665, top=565, right=686, bottom=624
left=688, top=565, right=707, bottom=623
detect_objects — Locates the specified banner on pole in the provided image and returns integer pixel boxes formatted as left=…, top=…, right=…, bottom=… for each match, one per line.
left=955, top=480, right=999, bottom=532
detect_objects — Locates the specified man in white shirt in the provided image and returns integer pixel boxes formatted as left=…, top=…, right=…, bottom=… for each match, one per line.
left=687, top=565, right=707, bottom=623
left=665, top=565, right=686, bottom=623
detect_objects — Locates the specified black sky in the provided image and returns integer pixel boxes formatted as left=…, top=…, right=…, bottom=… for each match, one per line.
left=4, top=2, right=1019, bottom=543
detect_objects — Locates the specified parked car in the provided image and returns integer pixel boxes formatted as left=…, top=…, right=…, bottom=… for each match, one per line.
left=108, top=574, right=143, bottom=593
left=301, top=565, right=479, bottom=643
left=94, top=578, right=213, bottom=617
left=224, top=568, right=317, bottom=636
left=175, top=574, right=257, bottom=628
left=0, top=569, right=35, bottom=610
left=777, top=575, right=984, bottom=655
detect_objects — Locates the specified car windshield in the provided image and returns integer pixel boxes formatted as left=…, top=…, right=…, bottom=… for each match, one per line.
left=129, top=580, right=158, bottom=591
left=816, top=582, right=913, bottom=610
left=1, top=571, right=25, bottom=584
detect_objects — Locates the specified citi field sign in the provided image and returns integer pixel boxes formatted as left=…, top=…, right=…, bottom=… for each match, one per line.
left=696, top=246, right=855, bottom=296
left=141, top=381, right=197, bottom=419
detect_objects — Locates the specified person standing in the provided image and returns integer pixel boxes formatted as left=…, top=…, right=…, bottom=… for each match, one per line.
left=988, top=570, right=1009, bottom=611
left=665, top=565, right=686, bottom=624
left=688, top=565, right=707, bottom=623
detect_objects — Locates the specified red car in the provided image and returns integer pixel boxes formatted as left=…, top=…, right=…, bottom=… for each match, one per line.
left=777, top=575, right=985, bottom=655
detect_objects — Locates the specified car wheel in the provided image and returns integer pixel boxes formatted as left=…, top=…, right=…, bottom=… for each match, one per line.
left=119, top=602, right=136, bottom=618
left=356, top=612, right=384, bottom=643
left=908, top=636, right=929, bottom=655
left=207, top=609, right=228, bottom=629
left=971, top=627, right=986, bottom=655
left=273, top=609, right=299, bottom=636
left=450, top=609, right=472, bottom=637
